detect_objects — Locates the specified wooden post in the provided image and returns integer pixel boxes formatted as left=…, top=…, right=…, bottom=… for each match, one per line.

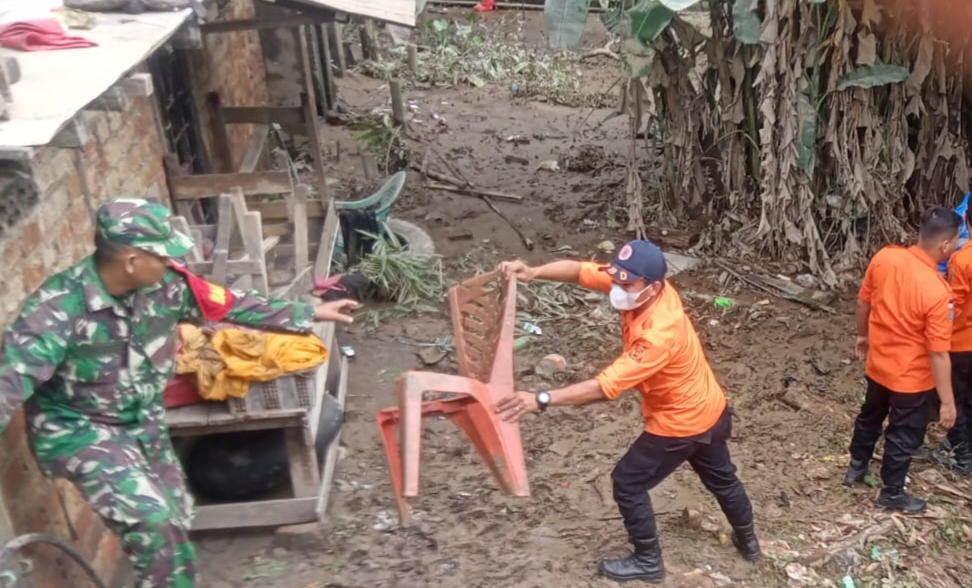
left=390, top=79, right=405, bottom=127
left=359, top=19, right=377, bottom=61
left=327, top=22, right=346, bottom=76
left=242, top=211, right=270, bottom=294
left=205, top=92, right=234, bottom=174
left=319, top=25, right=337, bottom=109
left=298, top=24, right=329, bottom=201
left=361, top=153, right=379, bottom=180
left=211, top=194, right=234, bottom=284
left=293, top=185, right=310, bottom=273
left=407, top=44, right=418, bottom=74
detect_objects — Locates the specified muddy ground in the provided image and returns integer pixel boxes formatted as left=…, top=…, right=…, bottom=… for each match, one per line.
left=193, top=10, right=972, bottom=588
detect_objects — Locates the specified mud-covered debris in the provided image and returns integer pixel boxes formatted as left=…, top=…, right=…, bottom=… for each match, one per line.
left=373, top=510, right=399, bottom=532
left=536, top=353, right=567, bottom=378
left=811, top=357, right=832, bottom=375
left=418, top=347, right=448, bottom=366
left=548, top=438, right=576, bottom=456
left=536, top=160, right=560, bottom=172
left=916, top=468, right=947, bottom=486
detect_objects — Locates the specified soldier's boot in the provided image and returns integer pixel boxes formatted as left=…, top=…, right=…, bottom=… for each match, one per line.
left=953, top=442, right=972, bottom=478
left=842, top=459, right=869, bottom=487
left=598, top=536, right=664, bottom=584
left=876, top=486, right=927, bottom=514
left=731, top=523, right=762, bottom=562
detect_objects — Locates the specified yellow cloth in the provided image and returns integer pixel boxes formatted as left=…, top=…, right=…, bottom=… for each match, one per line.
left=176, top=324, right=329, bottom=401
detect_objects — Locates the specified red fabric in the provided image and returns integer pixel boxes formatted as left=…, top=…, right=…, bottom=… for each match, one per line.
left=164, top=375, right=204, bottom=409
left=0, top=19, right=97, bottom=52
left=473, top=0, right=495, bottom=11
left=169, top=262, right=236, bottom=322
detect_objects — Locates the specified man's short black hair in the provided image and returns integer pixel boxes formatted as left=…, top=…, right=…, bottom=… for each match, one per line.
left=93, top=231, right=125, bottom=265
left=919, top=206, right=962, bottom=241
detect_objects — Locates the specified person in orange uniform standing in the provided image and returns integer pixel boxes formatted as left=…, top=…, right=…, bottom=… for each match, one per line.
left=844, top=207, right=959, bottom=512
left=496, top=241, right=759, bottom=584
left=946, top=207, right=972, bottom=476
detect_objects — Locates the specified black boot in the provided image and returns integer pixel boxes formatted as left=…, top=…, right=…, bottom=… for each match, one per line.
left=876, top=486, right=926, bottom=513
left=731, top=523, right=762, bottom=562
left=953, top=443, right=972, bottom=477
left=598, top=536, right=664, bottom=583
left=842, top=458, right=869, bottom=486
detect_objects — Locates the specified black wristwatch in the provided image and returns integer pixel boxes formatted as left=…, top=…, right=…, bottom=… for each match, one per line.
left=535, top=390, right=551, bottom=413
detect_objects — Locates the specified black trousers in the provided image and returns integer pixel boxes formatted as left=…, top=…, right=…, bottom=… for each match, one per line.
left=849, top=377, right=933, bottom=488
left=947, top=351, right=972, bottom=449
left=611, top=409, right=753, bottom=539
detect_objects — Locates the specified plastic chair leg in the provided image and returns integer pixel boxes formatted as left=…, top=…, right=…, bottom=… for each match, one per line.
left=376, top=409, right=411, bottom=525
left=395, top=372, right=488, bottom=497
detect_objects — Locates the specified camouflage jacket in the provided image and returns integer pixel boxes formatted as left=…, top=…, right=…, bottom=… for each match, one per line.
left=0, top=257, right=315, bottom=467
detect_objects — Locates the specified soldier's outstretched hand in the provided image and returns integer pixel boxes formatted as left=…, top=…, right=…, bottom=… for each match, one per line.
left=314, top=299, right=360, bottom=324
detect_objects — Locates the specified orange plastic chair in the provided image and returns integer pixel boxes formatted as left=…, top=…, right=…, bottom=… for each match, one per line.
left=376, top=270, right=530, bottom=525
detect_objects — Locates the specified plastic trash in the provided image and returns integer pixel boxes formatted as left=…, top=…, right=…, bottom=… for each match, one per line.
left=713, top=297, right=732, bottom=309
left=842, top=575, right=856, bottom=588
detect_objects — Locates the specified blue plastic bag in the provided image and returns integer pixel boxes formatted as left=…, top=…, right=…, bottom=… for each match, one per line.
left=938, top=191, right=970, bottom=274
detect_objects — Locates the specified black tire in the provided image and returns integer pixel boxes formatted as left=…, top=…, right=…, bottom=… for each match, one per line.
left=385, top=218, right=435, bottom=255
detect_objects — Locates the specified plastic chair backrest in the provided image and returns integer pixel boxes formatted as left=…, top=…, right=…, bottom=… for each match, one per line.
left=448, top=271, right=516, bottom=390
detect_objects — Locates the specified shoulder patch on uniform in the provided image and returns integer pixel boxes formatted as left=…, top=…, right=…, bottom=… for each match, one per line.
left=626, top=340, right=653, bottom=363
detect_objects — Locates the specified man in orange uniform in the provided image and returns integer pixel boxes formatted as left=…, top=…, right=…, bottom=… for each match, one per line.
left=946, top=207, right=972, bottom=476
left=497, top=240, right=759, bottom=584
left=844, top=207, right=959, bottom=512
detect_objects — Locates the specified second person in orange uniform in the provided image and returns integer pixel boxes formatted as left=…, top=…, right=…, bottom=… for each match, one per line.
left=497, top=240, right=759, bottom=585
left=844, top=207, right=959, bottom=512
left=946, top=206, right=972, bottom=476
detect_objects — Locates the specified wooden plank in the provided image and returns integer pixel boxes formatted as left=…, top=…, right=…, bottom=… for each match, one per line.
left=327, top=22, right=346, bottom=76
left=319, top=24, right=337, bottom=104
left=313, top=198, right=340, bottom=279
left=298, top=24, right=329, bottom=201
left=164, top=403, right=212, bottom=429
left=170, top=216, right=204, bottom=263
left=190, top=497, right=318, bottom=531
left=285, top=426, right=320, bottom=498
left=262, top=222, right=293, bottom=238
left=223, top=107, right=305, bottom=128
left=163, top=154, right=194, bottom=220
left=201, top=14, right=330, bottom=34
left=243, top=211, right=270, bottom=294
left=316, top=355, right=349, bottom=519
left=169, top=171, right=292, bottom=200
left=307, top=321, right=336, bottom=449
left=169, top=414, right=306, bottom=437
left=205, top=92, right=234, bottom=174
left=293, top=185, right=310, bottom=272
left=211, top=194, right=234, bottom=283
left=186, top=258, right=264, bottom=275
left=249, top=199, right=325, bottom=220
left=239, top=124, right=269, bottom=174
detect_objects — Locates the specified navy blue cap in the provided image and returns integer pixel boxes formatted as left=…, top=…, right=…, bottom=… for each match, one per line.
left=600, top=240, right=667, bottom=284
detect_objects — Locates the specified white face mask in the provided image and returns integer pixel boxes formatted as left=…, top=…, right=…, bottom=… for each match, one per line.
left=610, top=283, right=651, bottom=311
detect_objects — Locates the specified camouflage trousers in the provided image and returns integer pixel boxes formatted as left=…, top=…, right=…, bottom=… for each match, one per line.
left=39, top=427, right=198, bottom=588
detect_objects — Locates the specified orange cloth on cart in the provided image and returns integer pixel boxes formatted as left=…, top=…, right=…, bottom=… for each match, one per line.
left=176, top=324, right=329, bottom=401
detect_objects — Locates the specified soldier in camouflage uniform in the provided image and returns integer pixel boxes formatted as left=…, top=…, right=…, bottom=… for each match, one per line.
left=0, top=198, right=358, bottom=588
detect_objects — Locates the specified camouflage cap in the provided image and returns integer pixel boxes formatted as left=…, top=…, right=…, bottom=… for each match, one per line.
left=95, top=198, right=194, bottom=258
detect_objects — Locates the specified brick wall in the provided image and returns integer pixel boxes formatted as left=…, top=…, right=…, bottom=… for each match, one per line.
left=190, top=0, right=270, bottom=169
left=0, top=95, right=168, bottom=588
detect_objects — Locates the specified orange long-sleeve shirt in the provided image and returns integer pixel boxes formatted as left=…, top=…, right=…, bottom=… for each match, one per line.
left=579, top=262, right=726, bottom=438
left=948, top=243, right=972, bottom=352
